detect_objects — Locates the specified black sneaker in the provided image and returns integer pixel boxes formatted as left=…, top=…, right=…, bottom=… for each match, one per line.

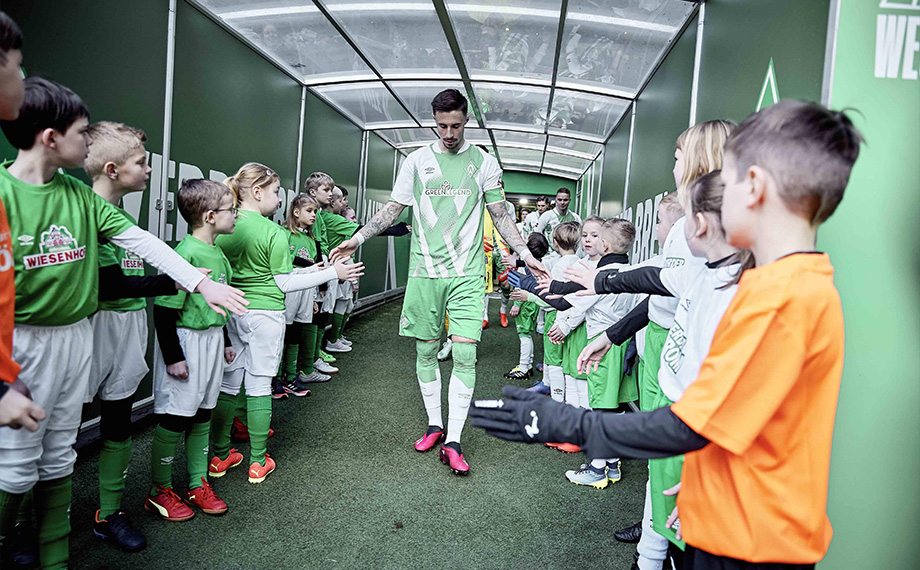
left=281, top=379, right=310, bottom=397
left=4, top=521, right=38, bottom=569
left=93, top=510, right=146, bottom=552
left=503, top=366, right=533, bottom=380
left=271, top=377, right=289, bottom=400
left=614, top=520, right=643, bottom=543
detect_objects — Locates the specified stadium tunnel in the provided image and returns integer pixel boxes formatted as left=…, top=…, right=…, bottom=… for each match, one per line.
left=1, top=1, right=917, bottom=568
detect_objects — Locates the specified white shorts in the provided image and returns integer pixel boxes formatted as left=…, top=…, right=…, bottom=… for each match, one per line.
left=153, top=327, right=225, bottom=417
left=85, top=309, right=149, bottom=403
left=0, top=320, right=93, bottom=493
left=319, top=276, right=339, bottom=314
left=222, top=310, right=285, bottom=397
left=284, top=268, right=318, bottom=325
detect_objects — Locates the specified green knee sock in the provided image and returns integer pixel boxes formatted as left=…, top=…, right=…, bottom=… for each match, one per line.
left=186, top=421, right=211, bottom=489
left=282, top=344, right=299, bottom=381
left=0, top=490, right=26, bottom=556
left=210, top=392, right=237, bottom=461
left=299, top=324, right=318, bottom=374
left=234, top=386, right=247, bottom=425
left=330, top=312, right=345, bottom=342
left=246, top=395, right=272, bottom=465
left=98, top=437, right=132, bottom=518
left=34, top=476, right=72, bottom=570
left=150, top=425, right=181, bottom=494
left=342, top=312, right=351, bottom=336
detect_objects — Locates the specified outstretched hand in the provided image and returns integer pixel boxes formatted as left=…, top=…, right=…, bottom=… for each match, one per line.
left=333, top=260, right=365, bottom=283
left=523, top=255, right=550, bottom=281
left=577, top=334, right=613, bottom=374
left=330, top=238, right=359, bottom=262
left=195, top=278, right=248, bottom=317
left=470, top=385, right=584, bottom=444
left=564, top=264, right=599, bottom=296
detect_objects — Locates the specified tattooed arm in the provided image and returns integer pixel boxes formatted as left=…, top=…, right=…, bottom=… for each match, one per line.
left=487, top=201, right=550, bottom=280
left=329, top=200, right=407, bottom=260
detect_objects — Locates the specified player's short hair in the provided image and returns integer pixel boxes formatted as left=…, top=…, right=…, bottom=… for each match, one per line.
left=224, top=162, right=279, bottom=205
left=552, top=221, right=580, bottom=251
left=303, top=171, right=334, bottom=194
left=581, top=215, right=605, bottom=231
left=725, top=100, right=863, bottom=225
left=526, top=232, right=550, bottom=260
left=658, top=192, right=683, bottom=222
left=431, top=89, right=468, bottom=115
left=601, top=218, right=636, bottom=255
left=335, top=184, right=349, bottom=197
left=556, top=187, right=571, bottom=198
left=84, top=121, right=147, bottom=180
left=536, top=196, right=548, bottom=205
left=178, top=178, right=233, bottom=228
left=0, top=11, right=23, bottom=65
left=0, top=77, right=89, bottom=150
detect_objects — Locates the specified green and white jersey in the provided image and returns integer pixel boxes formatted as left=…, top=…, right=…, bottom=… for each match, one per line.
left=0, top=162, right=135, bottom=326
left=215, top=210, right=292, bottom=311
left=155, top=235, right=232, bottom=330
left=288, top=228, right=318, bottom=264
left=98, top=207, right=146, bottom=313
left=319, top=210, right=358, bottom=252
left=522, top=210, right=541, bottom=236
left=535, top=207, right=581, bottom=243
left=390, top=141, right=504, bottom=279
left=312, top=212, right=328, bottom=258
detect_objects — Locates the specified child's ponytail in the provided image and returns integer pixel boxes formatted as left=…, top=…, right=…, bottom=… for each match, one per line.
left=223, top=175, right=241, bottom=206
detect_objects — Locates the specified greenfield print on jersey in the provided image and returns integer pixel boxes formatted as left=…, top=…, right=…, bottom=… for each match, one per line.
left=99, top=208, right=146, bottom=312
left=390, top=142, right=503, bottom=279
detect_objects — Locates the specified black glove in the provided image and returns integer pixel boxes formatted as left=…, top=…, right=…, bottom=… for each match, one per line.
left=469, top=385, right=587, bottom=444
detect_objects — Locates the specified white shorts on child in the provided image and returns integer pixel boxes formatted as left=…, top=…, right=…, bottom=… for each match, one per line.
left=222, top=310, right=285, bottom=397
left=153, top=327, right=225, bottom=417
left=85, top=309, right=149, bottom=403
left=284, top=268, right=318, bottom=325
left=0, top=320, right=93, bottom=493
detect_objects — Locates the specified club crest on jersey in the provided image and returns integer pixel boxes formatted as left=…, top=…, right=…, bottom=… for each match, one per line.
left=466, top=161, right=477, bottom=178
left=22, top=225, right=86, bottom=270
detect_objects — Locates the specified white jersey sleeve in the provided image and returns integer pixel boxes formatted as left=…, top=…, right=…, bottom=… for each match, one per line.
left=659, top=263, right=707, bottom=299
left=390, top=151, right=419, bottom=206
left=534, top=210, right=553, bottom=235
left=480, top=153, right=504, bottom=200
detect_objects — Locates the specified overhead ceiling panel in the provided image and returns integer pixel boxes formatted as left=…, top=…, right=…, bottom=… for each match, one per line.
left=542, top=152, right=593, bottom=173
left=474, top=82, right=550, bottom=132
left=540, top=166, right=580, bottom=180
left=313, top=83, right=416, bottom=129
left=196, top=0, right=377, bottom=84
left=546, top=134, right=603, bottom=158
left=557, top=0, right=695, bottom=97
left=374, top=127, right=438, bottom=148
left=388, top=81, right=470, bottom=126
left=321, top=0, right=460, bottom=79
left=548, top=88, right=630, bottom=141
left=446, top=0, right=563, bottom=86
left=490, top=129, right=547, bottom=150
left=496, top=146, right=546, bottom=164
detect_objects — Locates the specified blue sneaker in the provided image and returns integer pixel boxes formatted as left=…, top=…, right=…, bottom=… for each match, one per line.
left=526, top=380, right=551, bottom=395
left=607, top=459, right=622, bottom=482
left=536, top=363, right=544, bottom=372
left=565, top=463, right=609, bottom=489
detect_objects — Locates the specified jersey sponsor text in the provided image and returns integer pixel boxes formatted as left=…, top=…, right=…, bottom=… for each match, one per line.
left=23, top=246, right=87, bottom=270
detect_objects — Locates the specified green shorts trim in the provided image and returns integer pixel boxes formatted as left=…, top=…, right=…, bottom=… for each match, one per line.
left=639, top=321, right=669, bottom=412
left=562, top=322, right=588, bottom=379
left=543, top=311, right=563, bottom=366
left=514, top=301, right=539, bottom=336
left=400, top=276, right=485, bottom=342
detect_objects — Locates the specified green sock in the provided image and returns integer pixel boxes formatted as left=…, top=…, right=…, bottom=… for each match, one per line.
left=98, top=437, right=132, bottom=519
left=186, top=421, right=211, bottom=489
left=210, top=392, right=237, bottom=461
left=299, top=324, right=318, bottom=374
left=342, top=312, right=351, bottom=336
left=234, top=386, right=247, bottom=426
left=246, top=394, right=272, bottom=465
left=34, top=476, right=72, bottom=570
left=314, top=322, right=325, bottom=357
left=149, top=425, right=181, bottom=494
left=330, top=312, right=345, bottom=342
left=0, top=490, right=26, bottom=556
left=282, top=344, right=299, bottom=381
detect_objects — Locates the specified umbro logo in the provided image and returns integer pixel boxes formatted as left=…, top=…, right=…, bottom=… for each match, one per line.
left=424, top=167, right=436, bottom=175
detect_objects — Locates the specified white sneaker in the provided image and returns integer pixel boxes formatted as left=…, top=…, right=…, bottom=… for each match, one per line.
left=325, top=340, right=352, bottom=353
left=338, top=337, right=353, bottom=347
left=297, top=371, right=331, bottom=384
left=437, top=339, right=453, bottom=361
left=314, top=359, right=338, bottom=374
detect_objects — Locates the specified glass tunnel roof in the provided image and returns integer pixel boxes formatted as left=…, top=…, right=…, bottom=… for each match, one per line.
left=191, top=0, right=698, bottom=180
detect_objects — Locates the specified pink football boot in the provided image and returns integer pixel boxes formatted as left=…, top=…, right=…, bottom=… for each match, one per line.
left=439, top=443, right=470, bottom=476
left=414, top=427, right=445, bottom=452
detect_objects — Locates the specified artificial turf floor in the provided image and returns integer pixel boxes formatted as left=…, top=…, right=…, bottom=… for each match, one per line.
left=68, top=297, right=646, bottom=569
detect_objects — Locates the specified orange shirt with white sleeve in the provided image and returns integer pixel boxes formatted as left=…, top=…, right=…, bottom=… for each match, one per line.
left=671, top=253, right=843, bottom=564
left=0, top=197, right=20, bottom=385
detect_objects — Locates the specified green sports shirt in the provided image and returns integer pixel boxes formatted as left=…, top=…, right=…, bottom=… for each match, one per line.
left=312, top=212, right=328, bottom=258
left=319, top=209, right=358, bottom=251
left=287, top=228, right=318, bottom=264
left=98, top=207, right=146, bottom=312
left=215, top=210, right=293, bottom=311
left=155, top=235, right=232, bottom=330
left=0, top=162, right=136, bottom=326
left=390, top=142, right=504, bottom=279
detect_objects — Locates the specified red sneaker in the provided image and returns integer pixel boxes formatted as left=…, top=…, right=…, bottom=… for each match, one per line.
left=230, top=417, right=275, bottom=442
left=144, top=486, right=195, bottom=522
left=555, top=442, right=582, bottom=454
left=439, top=443, right=470, bottom=476
left=208, top=448, right=244, bottom=478
left=544, top=442, right=562, bottom=449
left=185, top=479, right=228, bottom=515
left=500, top=313, right=509, bottom=328
left=482, top=319, right=489, bottom=329
left=414, top=427, right=445, bottom=452
left=248, top=454, right=276, bottom=484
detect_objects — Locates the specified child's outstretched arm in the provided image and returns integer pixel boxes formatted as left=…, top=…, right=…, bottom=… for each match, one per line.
left=273, top=259, right=364, bottom=293
left=109, top=226, right=248, bottom=316
left=98, top=264, right=178, bottom=301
